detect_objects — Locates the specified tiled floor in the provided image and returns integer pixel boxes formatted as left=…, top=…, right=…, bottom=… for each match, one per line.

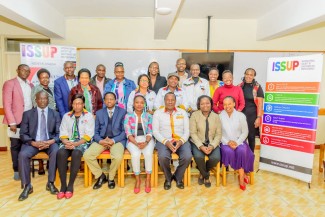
left=0, top=149, right=324, bottom=217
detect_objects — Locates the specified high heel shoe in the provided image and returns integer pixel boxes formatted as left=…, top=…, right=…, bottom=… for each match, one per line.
left=244, top=176, right=249, bottom=184
left=239, top=184, right=246, bottom=191
left=134, top=180, right=141, bottom=194
left=145, top=180, right=151, bottom=193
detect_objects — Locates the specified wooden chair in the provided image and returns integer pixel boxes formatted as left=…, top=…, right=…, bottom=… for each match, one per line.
left=221, top=164, right=254, bottom=186
left=88, top=150, right=121, bottom=187
left=154, top=152, right=190, bottom=187
left=319, top=144, right=324, bottom=172
left=187, top=156, right=220, bottom=187
left=119, top=149, right=155, bottom=187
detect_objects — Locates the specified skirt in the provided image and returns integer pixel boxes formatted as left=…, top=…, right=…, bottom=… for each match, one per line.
left=220, top=141, right=255, bottom=173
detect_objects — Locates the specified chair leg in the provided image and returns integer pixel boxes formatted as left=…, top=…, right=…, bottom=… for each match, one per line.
left=31, top=160, right=35, bottom=178
left=151, top=155, right=155, bottom=186
left=319, top=144, right=324, bottom=172
left=154, top=153, right=158, bottom=187
left=84, top=162, right=88, bottom=187
left=120, top=158, right=125, bottom=188
left=222, top=164, right=226, bottom=186
left=249, top=171, right=254, bottom=185
left=187, top=164, right=191, bottom=187
left=216, top=161, right=220, bottom=187
left=55, top=169, right=60, bottom=186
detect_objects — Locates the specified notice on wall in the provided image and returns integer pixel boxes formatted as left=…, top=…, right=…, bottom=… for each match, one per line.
left=259, top=54, right=323, bottom=183
left=20, top=43, right=76, bottom=85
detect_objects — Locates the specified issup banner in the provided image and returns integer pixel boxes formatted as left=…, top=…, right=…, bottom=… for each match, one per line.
left=259, top=54, right=323, bottom=183
left=20, top=43, right=77, bottom=85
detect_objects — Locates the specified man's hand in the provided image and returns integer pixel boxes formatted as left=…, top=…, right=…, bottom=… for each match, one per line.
left=165, top=141, right=175, bottom=152
left=9, top=125, right=17, bottom=133
left=173, top=140, right=183, bottom=153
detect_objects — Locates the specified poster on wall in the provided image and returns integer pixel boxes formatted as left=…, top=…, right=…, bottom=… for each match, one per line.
left=259, top=54, right=323, bottom=183
left=20, top=43, right=77, bottom=85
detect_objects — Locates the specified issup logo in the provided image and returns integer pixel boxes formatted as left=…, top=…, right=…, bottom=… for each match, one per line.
left=272, top=60, right=299, bottom=71
left=21, top=44, right=58, bottom=58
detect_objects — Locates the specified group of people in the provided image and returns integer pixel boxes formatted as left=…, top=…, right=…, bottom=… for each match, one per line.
left=2, top=58, right=264, bottom=202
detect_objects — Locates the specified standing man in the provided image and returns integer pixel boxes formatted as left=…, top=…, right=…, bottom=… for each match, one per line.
left=182, top=64, right=210, bottom=113
left=90, top=64, right=111, bottom=97
left=153, top=92, right=192, bottom=190
left=54, top=61, right=78, bottom=118
left=175, top=58, right=190, bottom=86
left=2, top=64, right=34, bottom=180
left=18, top=91, right=61, bottom=201
left=154, top=73, right=188, bottom=111
left=84, top=92, right=127, bottom=189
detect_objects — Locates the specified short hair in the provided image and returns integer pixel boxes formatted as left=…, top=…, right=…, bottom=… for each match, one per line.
left=244, top=68, right=256, bottom=76
left=164, top=92, right=176, bottom=100
left=147, top=61, right=160, bottom=76
left=17, top=64, right=29, bottom=70
left=137, top=74, right=150, bottom=86
left=196, top=95, right=213, bottom=111
left=133, top=94, right=146, bottom=104
left=176, top=58, right=186, bottom=64
left=96, top=64, right=106, bottom=71
left=64, top=61, right=74, bottom=68
left=37, top=68, right=51, bottom=78
left=35, top=90, right=49, bottom=99
left=71, top=93, right=85, bottom=104
left=224, top=96, right=236, bottom=104
left=78, top=68, right=91, bottom=80
left=104, top=91, right=117, bottom=100
left=190, top=63, right=200, bottom=70
left=209, top=67, right=219, bottom=74
left=222, top=70, right=233, bottom=78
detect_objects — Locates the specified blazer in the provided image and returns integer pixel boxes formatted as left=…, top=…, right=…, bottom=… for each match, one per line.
left=31, top=84, right=56, bottom=110
left=54, top=76, right=73, bottom=118
left=189, top=110, right=222, bottom=149
left=149, top=75, right=167, bottom=94
left=2, top=77, right=34, bottom=125
left=68, top=83, right=103, bottom=115
left=90, top=75, right=110, bottom=87
left=93, top=106, right=127, bottom=147
left=124, top=112, right=153, bottom=138
left=104, top=78, right=136, bottom=107
left=20, top=107, right=61, bottom=144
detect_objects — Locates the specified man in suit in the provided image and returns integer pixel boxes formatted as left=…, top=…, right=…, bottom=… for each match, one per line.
left=2, top=64, right=34, bottom=180
left=84, top=91, right=127, bottom=189
left=90, top=64, right=111, bottom=97
left=54, top=61, right=78, bottom=118
left=18, top=91, right=61, bottom=201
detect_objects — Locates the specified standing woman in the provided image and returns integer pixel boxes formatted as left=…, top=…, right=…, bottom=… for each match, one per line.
left=147, top=61, right=167, bottom=94
left=190, top=95, right=222, bottom=187
left=219, top=96, right=254, bottom=191
left=124, top=95, right=155, bottom=193
left=69, top=68, right=103, bottom=115
left=238, top=68, right=264, bottom=152
left=208, top=67, right=223, bottom=98
left=127, top=74, right=156, bottom=114
left=31, top=68, right=56, bottom=110
left=56, top=94, right=95, bottom=199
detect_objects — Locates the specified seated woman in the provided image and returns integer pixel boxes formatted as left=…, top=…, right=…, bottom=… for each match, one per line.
left=56, top=94, right=95, bottom=199
left=190, top=95, right=222, bottom=188
left=219, top=96, right=254, bottom=191
left=69, top=68, right=103, bottom=115
left=124, top=95, right=155, bottom=194
left=127, top=74, right=156, bottom=115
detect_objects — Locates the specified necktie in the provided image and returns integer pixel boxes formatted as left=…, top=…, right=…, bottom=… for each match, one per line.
left=109, top=111, right=113, bottom=119
left=204, top=116, right=209, bottom=147
left=40, top=110, right=47, bottom=141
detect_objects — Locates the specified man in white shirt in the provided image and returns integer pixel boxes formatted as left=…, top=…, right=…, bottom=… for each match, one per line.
left=153, top=92, right=192, bottom=190
left=2, top=64, right=34, bottom=180
left=154, top=73, right=188, bottom=111
left=182, top=64, right=210, bottom=113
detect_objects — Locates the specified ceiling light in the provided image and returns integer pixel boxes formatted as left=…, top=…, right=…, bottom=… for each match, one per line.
left=156, top=7, right=172, bottom=15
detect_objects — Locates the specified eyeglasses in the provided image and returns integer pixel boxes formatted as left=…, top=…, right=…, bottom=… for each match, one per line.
left=140, top=79, right=149, bottom=83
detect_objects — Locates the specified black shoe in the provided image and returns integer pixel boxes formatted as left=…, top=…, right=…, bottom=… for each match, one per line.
left=176, top=181, right=184, bottom=189
left=93, top=173, right=108, bottom=189
left=108, top=180, right=115, bottom=189
left=46, top=182, right=59, bottom=194
left=198, top=176, right=204, bottom=185
left=18, top=185, right=33, bottom=201
left=204, top=178, right=211, bottom=188
left=164, top=180, right=171, bottom=190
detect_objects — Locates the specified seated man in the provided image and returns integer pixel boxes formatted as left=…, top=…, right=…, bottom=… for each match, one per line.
left=153, top=92, right=192, bottom=190
left=18, top=91, right=61, bottom=201
left=84, top=92, right=127, bottom=189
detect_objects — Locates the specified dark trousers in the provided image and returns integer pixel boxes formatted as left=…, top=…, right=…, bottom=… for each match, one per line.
left=191, top=142, right=221, bottom=179
left=10, top=138, right=22, bottom=172
left=246, top=115, right=259, bottom=152
left=18, top=143, right=59, bottom=185
left=156, top=141, right=192, bottom=182
left=57, top=148, right=83, bottom=192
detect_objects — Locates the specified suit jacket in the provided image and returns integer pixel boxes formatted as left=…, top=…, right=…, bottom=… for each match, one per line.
left=2, top=77, right=34, bottom=125
left=20, top=107, right=61, bottom=144
left=93, top=106, right=127, bottom=147
left=54, top=76, right=73, bottom=118
left=149, top=75, right=167, bottom=94
left=104, top=78, right=136, bottom=107
left=90, top=75, right=110, bottom=87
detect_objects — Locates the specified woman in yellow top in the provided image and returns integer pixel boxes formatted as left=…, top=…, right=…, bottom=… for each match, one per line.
left=208, top=67, right=223, bottom=98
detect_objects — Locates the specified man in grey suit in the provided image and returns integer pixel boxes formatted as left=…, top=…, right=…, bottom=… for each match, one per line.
left=18, top=91, right=61, bottom=201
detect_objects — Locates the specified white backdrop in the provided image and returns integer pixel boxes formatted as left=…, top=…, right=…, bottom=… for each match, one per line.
left=79, top=50, right=181, bottom=82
